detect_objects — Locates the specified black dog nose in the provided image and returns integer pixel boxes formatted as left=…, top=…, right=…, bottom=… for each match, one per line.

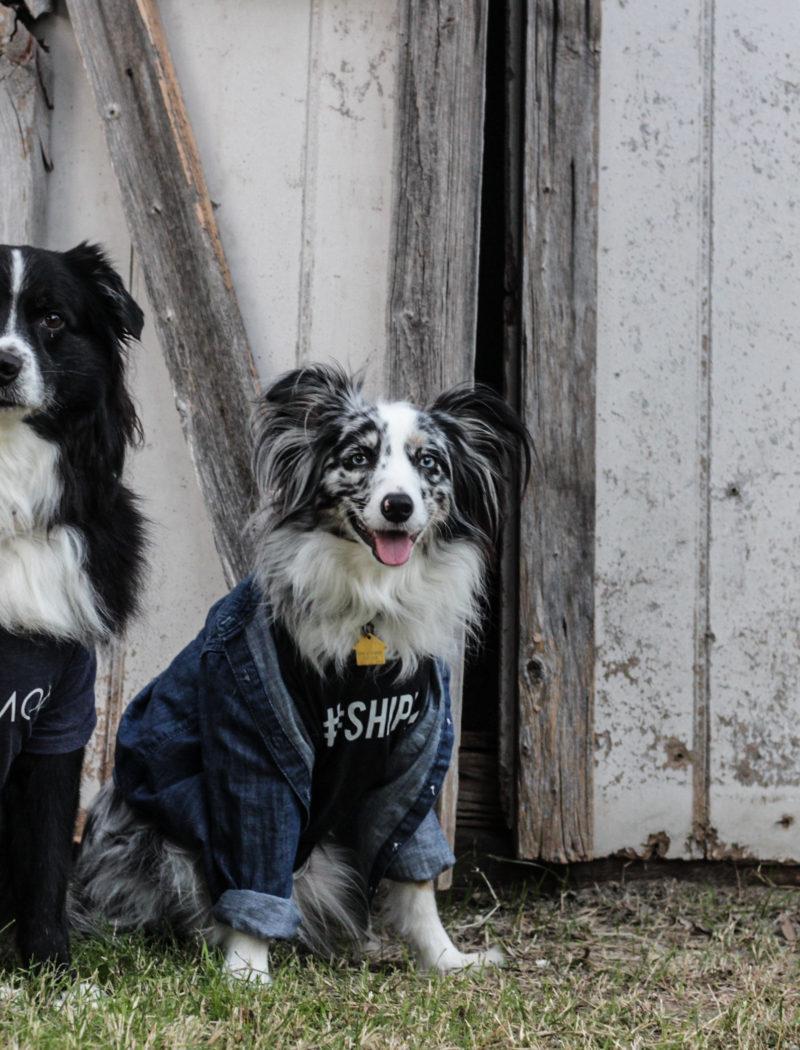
left=0, top=348, right=22, bottom=387
left=381, top=492, right=414, bottom=524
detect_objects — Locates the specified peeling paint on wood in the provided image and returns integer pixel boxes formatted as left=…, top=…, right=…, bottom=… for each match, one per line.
left=594, top=0, right=708, bottom=861
left=297, top=0, right=399, bottom=380
left=615, top=830, right=671, bottom=862
left=706, top=0, right=800, bottom=863
left=596, top=0, right=800, bottom=864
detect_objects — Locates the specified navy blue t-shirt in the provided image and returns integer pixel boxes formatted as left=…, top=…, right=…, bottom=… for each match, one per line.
left=0, top=627, right=97, bottom=788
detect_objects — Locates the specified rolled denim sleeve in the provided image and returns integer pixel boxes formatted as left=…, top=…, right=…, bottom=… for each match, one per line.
left=213, top=889, right=301, bottom=941
left=199, top=651, right=306, bottom=940
left=383, top=810, right=455, bottom=883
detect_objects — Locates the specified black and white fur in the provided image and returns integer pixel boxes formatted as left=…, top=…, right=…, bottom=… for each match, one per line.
left=76, top=365, right=528, bottom=981
left=0, top=243, right=146, bottom=969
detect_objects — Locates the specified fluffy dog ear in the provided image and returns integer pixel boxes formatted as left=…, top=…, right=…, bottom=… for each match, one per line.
left=258, top=364, right=361, bottom=428
left=428, top=384, right=531, bottom=549
left=251, top=365, right=362, bottom=522
left=65, top=242, right=145, bottom=342
left=65, top=242, right=144, bottom=466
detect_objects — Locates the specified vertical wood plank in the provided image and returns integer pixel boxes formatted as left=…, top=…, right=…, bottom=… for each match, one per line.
left=387, top=0, right=488, bottom=402
left=386, top=0, right=489, bottom=882
left=67, top=0, right=258, bottom=584
left=0, top=6, right=51, bottom=244
left=707, top=0, right=800, bottom=861
left=593, top=1, right=708, bottom=860
left=297, top=0, right=399, bottom=383
left=516, top=0, right=599, bottom=862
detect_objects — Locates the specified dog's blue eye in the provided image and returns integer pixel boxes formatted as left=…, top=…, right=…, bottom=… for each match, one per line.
left=344, top=452, right=368, bottom=469
left=41, top=313, right=64, bottom=332
left=419, top=453, right=437, bottom=470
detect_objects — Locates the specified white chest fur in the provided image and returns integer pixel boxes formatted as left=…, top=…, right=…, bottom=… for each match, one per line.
left=0, top=412, right=105, bottom=642
left=257, top=526, right=485, bottom=677
left=0, top=410, right=61, bottom=537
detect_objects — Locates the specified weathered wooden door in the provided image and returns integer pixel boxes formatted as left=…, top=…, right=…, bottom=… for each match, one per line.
left=508, top=0, right=800, bottom=864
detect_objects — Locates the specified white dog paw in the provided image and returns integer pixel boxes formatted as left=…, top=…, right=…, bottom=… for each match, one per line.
left=423, top=944, right=506, bottom=973
left=222, top=930, right=272, bottom=985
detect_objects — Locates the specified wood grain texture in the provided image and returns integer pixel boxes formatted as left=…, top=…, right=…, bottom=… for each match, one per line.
left=386, top=0, right=489, bottom=885
left=67, top=0, right=258, bottom=584
left=387, top=0, right=488, bottom=403
left=0, top=5, right=51, bottom=245
left=516, top=0, right=600, bottom=862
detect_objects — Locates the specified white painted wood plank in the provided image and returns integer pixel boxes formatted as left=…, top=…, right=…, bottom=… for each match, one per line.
left=157, top=0, right=311, bottom=381
left=158, top=0, right=398, bottom=388
left=594, top=1, right=707, bottom=859
left=300, top=0, right=398, bottom=388
left=708, top=0, right=800, bottom=861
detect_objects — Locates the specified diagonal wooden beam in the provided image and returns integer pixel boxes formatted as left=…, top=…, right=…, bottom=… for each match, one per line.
left=67, top=0, right=258, bottom=585
left=387, top=0, right=490, bottom=885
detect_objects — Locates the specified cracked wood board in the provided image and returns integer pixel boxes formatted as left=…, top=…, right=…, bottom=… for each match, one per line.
left=707, top=0, right=800, bottom=862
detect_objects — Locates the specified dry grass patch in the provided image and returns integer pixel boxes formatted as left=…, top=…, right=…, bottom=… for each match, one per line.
left=1, top=875, right=799, bottom=1048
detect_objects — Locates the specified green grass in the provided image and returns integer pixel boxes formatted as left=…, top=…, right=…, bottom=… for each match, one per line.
left=2, top=876, right=800, bottom=1048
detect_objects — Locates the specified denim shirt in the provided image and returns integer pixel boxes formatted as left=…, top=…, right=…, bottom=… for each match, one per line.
left=113, top=577, right=455, bottom=942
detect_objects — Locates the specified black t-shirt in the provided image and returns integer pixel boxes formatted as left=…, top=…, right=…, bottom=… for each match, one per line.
left=0, top=627, right=97, bottom=788
left=272, top=622, right=432, bottom=858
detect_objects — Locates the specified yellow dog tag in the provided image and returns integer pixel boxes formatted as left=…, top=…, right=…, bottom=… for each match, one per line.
left=354, top=632, right=387, bottom=667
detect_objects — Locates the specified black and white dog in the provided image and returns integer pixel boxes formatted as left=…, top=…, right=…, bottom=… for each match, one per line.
left=75, top=365, right=528, bottom=981
left=0, top=244, right=146, bottom=969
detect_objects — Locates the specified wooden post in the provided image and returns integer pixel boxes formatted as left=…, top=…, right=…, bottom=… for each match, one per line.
left=515, top=0, right=600, bottom=862
left=386, top=0, right=489, bottom=885
left=67, top=0, right=258, bottom=585
left=0, top=5, right=51, bottom=245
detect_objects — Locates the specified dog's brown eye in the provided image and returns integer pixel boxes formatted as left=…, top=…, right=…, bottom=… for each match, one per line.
left=41, top=313, right=64, bottom=332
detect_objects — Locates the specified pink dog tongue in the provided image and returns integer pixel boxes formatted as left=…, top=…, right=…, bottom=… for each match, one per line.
left=374, top=531, right=413, bottom=566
